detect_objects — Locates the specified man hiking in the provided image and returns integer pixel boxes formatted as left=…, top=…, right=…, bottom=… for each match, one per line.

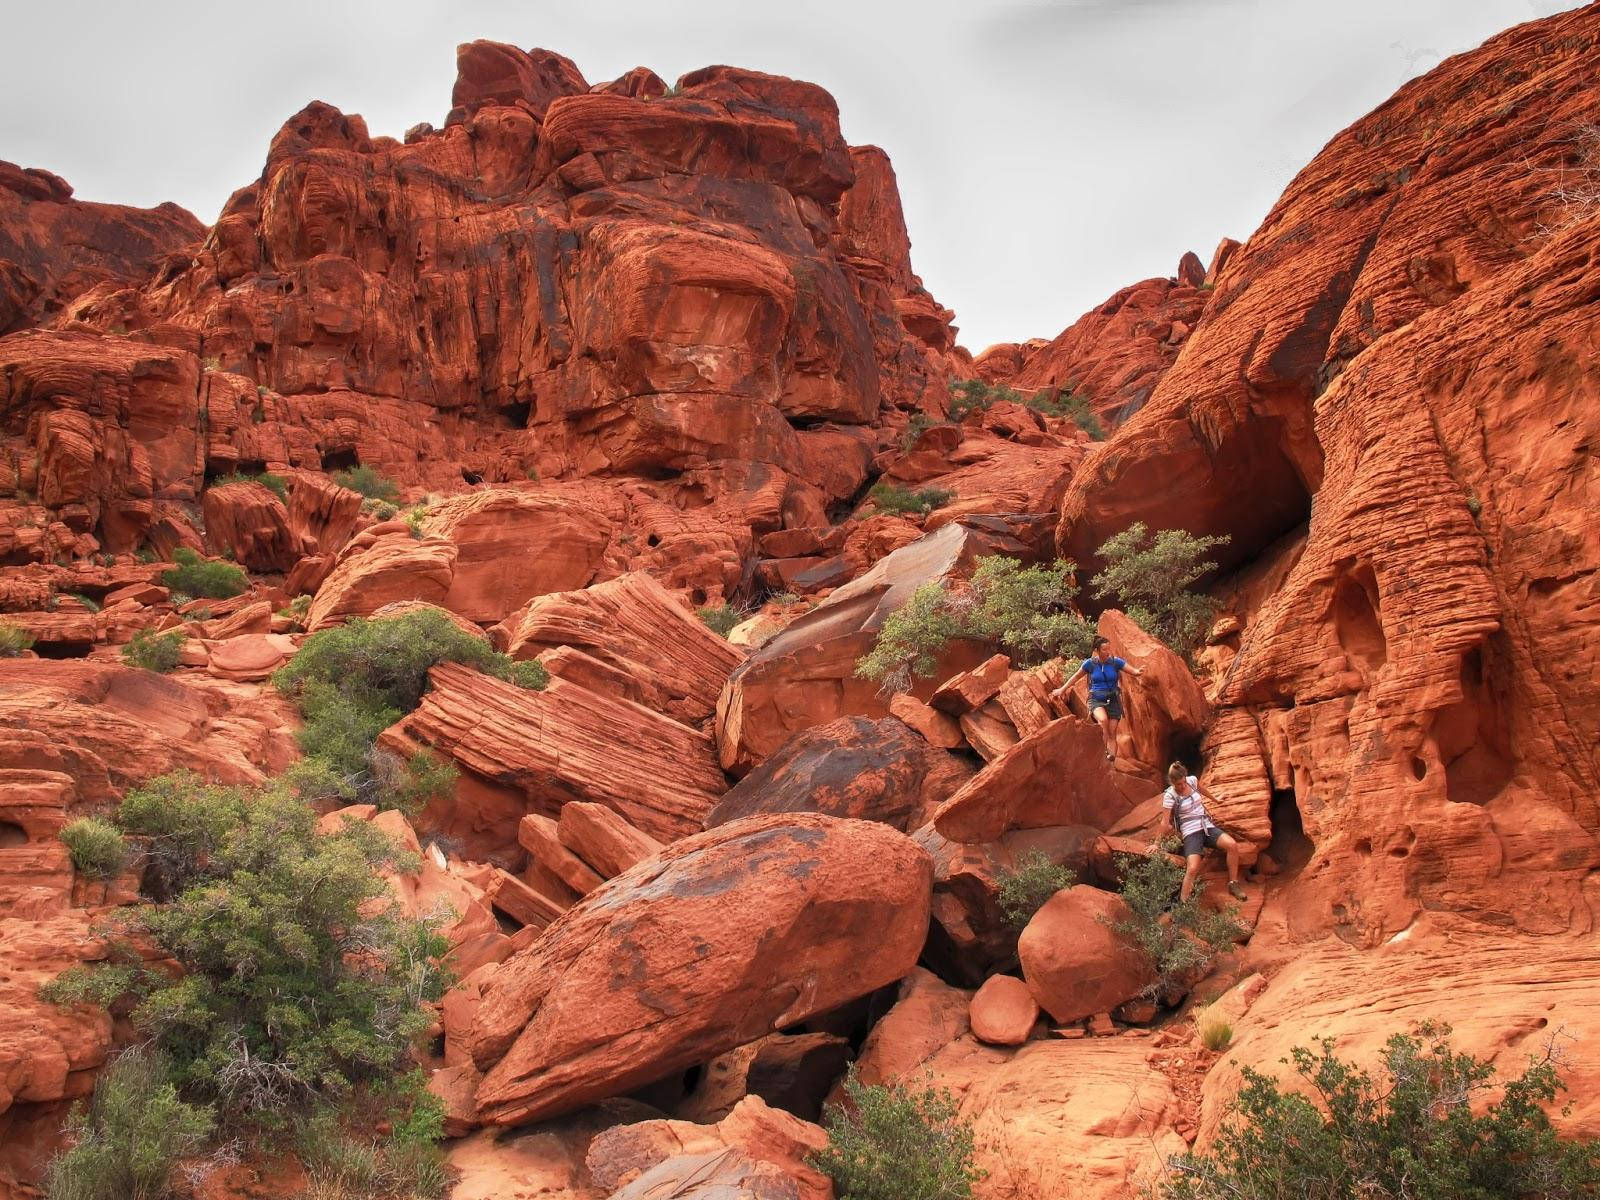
left=1152, top=760, right=1248, bottom=902
left=1052, top=636, right=1143, bottom=761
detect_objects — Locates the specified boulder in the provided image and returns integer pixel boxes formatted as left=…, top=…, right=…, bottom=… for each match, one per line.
left=846, top=967, right=970, bottom=1090
left=969, top=974, right=1041, bottom=1046
left=705, top=716, right=973, bottom=832
left=678, top=1032, right=852, bottom=1125
left=305, top=533, right=458, bottom=630
left=933, top=717, right=1154, bottom=844
left=930, top=653, right=1010, bottom=714
left=1017, top=886, right=1154, bottom=1024
left=1093, top=609, right=1209, bottom=773
left=466, top=814, right=932, bottom=1125
left=202, top=480, right=302, bottom=572
left=518, top=813, right=605, bottom=896
left=558, top=801, right=663, bottom=879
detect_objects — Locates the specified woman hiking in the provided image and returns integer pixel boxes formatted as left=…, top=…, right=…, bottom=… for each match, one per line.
left=1052, top=636, right=1143, bottom=762
left=1152, top=761, right=1248, bottom=903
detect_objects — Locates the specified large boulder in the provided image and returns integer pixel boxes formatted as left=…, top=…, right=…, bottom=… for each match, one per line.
left=465, top=814, right=932, bottom=1126
left=1017, top=885, right=1154, bottom=1023
left=1093, top=609, right=1209, bottom=773
left=305, top=531, right=459, bottom=630
left=932, top=717, right=1153, bottom=844
left=705, top=715, right=973, bottom=832
left=201, top=480, right=303, bottom=572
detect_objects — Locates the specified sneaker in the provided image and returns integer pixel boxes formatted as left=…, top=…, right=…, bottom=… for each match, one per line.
left=1227, top=881, right=1248, bottom=902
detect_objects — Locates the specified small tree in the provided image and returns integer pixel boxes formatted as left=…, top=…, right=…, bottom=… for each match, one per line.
left=121, top=629, right=185, bottom=673
left=994, top=852, right=1076, bottom=929
left=1164, top=1024, right=1600, bottom=1199
left=1113, top=847, right=1242, bottom=999
left=813, top=1067, right=984, bottom=1200
left=855, top=557, right=1095, bottom=693
left=42, top=1047, right=214, bottom=1200
left=42, top=777, right=451, bottom=1127
left=1094, top=523, right=1229, bottom=655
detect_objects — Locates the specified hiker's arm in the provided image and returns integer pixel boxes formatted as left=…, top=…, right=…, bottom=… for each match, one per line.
left=1150, top=806, right=1174, bottom=852
left=1052, top=665, right=1085, bottom=697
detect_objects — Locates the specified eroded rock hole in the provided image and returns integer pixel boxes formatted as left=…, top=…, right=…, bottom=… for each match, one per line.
left=1411, top=756, right=1428, bottom=781
left=1432, top=645, right=1513, bottom=806
left=1269, top=789, right=1316, bottom=873
left=461, top=468, right=483, bottom=485
left=503, top=399, right=532, bottom=428
left=0, top=820, right=27, bottom=848
left=1331, top=562, right=1386, bottom=677
left=321, top=447, right=359, bottom=471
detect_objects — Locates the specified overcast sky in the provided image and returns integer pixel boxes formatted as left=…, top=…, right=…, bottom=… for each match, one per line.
left=0, top=0, right=1584, bottom=351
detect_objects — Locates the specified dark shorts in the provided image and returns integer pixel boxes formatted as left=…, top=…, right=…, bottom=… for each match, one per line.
left=1182, top=826, right=1225, bottom=857
left=1089, top=691, right=1123, bottom=720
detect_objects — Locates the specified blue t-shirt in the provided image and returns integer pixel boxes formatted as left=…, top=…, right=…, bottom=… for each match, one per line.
left=1082, top=656, right=1127, bottom=696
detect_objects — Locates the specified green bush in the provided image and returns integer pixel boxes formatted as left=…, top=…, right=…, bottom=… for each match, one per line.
left=160, top=547, right=248, bottom=600
left=994, top=851, right=1076, bottom=930
left=42, top=1047, right=214, bottom=1200
left=277, top=593, right=312, bottom=629
left=273, top=609, right=539, bottom=810
left=869, top=482, right=954, bottom=516
left=1163, top=1023, right=1600, bottom=1199
left=855, top=557, right=1095, bottom=693
left=900, top=412, right=936, bottom=450
left=1112, top=847, right=1242, bottom=999
left=212, top=470, right=289, bottom=503
left=121, top=629, right=185, bottom=673
left=0, top=621, right=34, bottom=657
left=45, top=777, right=450, bottom=1126
left=947, top=378, right=1106, bottom=438
left=332, top=465, right=400, bottom=504
left=69, top=592, right=102, bottom=613
left=697, top=604, right=744, bottom=637
left=1093, top=522, right=1229, bottom=656
left=60, top=818, right=127, bottom=879
left=813, top=1067, right=983, bottom=1200
left=1200, top=1019, right=1233, bottom=1053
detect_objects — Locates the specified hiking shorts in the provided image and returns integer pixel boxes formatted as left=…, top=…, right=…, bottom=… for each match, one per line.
left=1089, top=691, right=1123, bottom=720
left=1182, top=826, right=1225, bottom=857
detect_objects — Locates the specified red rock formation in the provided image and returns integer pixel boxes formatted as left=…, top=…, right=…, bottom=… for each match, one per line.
left=968, top=974, right=1039, bottom=1046
left=0, top=161, right=202, bottom=335
left=972, top=262, right=1210, bottom=428
left=1017, top=885, right=1154, bottom=1023
left=466, top=814, right=932, bottom=1125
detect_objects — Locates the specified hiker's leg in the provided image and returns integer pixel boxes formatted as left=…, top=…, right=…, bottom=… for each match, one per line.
left=1181, top=853, right=1203, bottom=903
left=1106, top=716, right=1121, bottom=757
left=1092, top=705, right=1113, bottom=754
left=1217, top=833, right=1241, bottom=882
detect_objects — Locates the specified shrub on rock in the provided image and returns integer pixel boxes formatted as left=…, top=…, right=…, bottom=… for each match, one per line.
left=59, top=818, right=126, bottom=879
left=120, top=629, right=184, bottom=673
left=1164, top=1024, right=1600, bottom=1198
left=160, top=547, right=249, bottom=599
left=332, top=464, right=401, bottom=505
left=994, top=851, right=1076, bottom=930
left=0, top=621, right=33, bottom=656
left=1113, top=847, right=1242, bottom=1000
left=1093, top=522, right=1230, bottom=656
left=869, top=482, right=954, bottom=516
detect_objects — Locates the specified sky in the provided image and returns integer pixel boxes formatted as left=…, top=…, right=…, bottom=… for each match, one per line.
left=0, top=0, right=1585, bottom=352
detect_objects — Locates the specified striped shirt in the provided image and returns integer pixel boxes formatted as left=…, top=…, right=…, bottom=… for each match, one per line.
left=1162, top=777, right=1213, bottom=837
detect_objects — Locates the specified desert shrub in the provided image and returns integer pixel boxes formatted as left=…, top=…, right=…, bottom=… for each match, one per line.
left=60, top=818, right=127, bottom=879
left=900, top=412, right=936, bottom=450
left=273, top=610, right=537, bottom=810
left=697, top=604, right=744, bottom=637
left=277, top=593, right=312, bottom=629
left=332, top=465, right=400, bottom=505
left=69, top=592, right=103, bottom=613
left=42, top=1047, right=214, bottom=1200
left=1027, top=386, right=1107, bottom=439
left=948, top=378, right=1106, bottom=437
left=1162, top=1023, right=1600, bottom=1199
left=121, top=629, right=185, bottom=673
left=160, top=547, right=248, bottom=600
left=855, top=557, right=1095, bottom=693
left=295, top=1075, right=449, bottom=1200
left=1093, top=522, right=1229, bottom=655
left=0, top=621, right=34, bottom=657
left=869, top=482, right=954, bottom=517
left=813, top=1067, right=983, bottom=1200
left=45, top=777, right=450, bottom=1126
left=994, top=851, right=1077, bottom=930
left=212, top=471, right=289, bottom=503
left=403, top=506, right=428, bottom=538
left=1200, top=1019, right=1233, bottom=1053
left=1113, top=847, right=1242, bottom=999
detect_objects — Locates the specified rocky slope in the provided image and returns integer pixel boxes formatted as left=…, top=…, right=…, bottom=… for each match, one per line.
left=3, top=6, right=1600, bottom=1198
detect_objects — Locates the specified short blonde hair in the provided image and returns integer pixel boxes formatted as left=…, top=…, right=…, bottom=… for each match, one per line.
left=1167, top=761, right=1188, bottom=785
